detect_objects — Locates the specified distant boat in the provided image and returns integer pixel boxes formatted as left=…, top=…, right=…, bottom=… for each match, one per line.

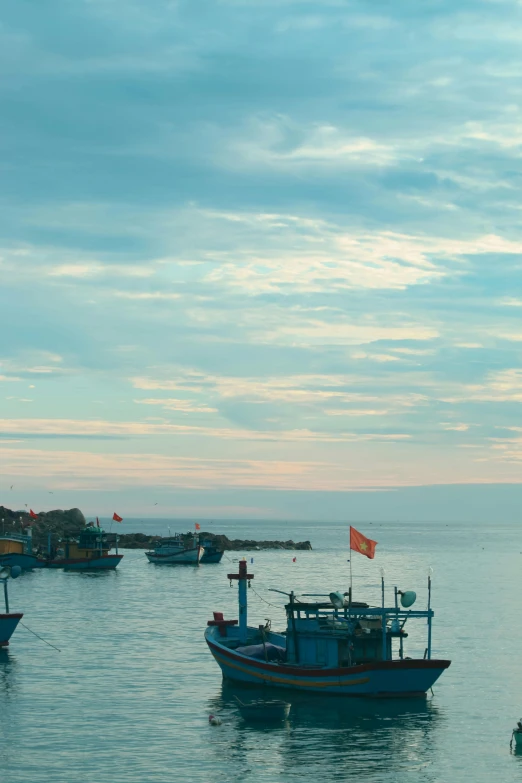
left=145, top=534, right=203, bottom=565
left=0, top=530, right=45, bottom=570
left=47, top=526, right=123, bottom=570
left=200, top=539, right=224, bottom=564
left=0, top=565, right=23, bottom=648
left=205, top=561, right=450, bottom=697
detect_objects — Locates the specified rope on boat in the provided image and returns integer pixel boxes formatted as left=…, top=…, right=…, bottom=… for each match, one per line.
left=20, top=622, right=61, bottom=652
left=250, top=586, right=287, bottom=612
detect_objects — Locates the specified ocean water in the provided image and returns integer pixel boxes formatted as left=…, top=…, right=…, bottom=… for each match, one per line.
left=1, top=518, right=521, bottom=782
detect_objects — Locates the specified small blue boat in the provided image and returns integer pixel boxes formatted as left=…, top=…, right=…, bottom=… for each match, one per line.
left=200, top=539, right=224, bottom=564
left=0, top=565, right=23, bottom=648
left=205, top=562, right=450, bottom=698
left=145, top=534, right=203, bottom=565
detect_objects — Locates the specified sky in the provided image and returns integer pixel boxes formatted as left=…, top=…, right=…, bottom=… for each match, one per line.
left=2, top=0, right=522, bottom=522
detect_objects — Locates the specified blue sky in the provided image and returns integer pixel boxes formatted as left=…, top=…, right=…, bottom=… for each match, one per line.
left=2, top=0, right=522, bottom=521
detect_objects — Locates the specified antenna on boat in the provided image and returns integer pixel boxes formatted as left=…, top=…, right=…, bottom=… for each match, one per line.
left=0, top=565, right=21, bottom=613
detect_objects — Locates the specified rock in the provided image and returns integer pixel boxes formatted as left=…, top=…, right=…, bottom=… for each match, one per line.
left=0, top=507, right=313, bottom=552
left=117, top=530, right=313, bottom=551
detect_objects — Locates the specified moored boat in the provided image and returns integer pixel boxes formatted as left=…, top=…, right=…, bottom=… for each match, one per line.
left=200, top=539, right=224, bottom=564
left=47, top=525, right=123, bottom=570
left=0, top=565, right=23, bottom=648
left=145, top=534, right=203, bottom=565
left=0, top=529, right=45, bottom=570
left=205, top=561, right=450, bottom=698
left=511, top=720, right=522, bottom=751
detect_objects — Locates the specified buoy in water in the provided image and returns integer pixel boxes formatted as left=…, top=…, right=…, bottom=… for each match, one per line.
left=209, top=714, right=222, bottom=726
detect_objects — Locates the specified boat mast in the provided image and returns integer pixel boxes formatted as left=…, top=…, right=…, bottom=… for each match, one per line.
left=427, top=569, right=432, bottom=660
left=228, top=559, right=254, bottom=643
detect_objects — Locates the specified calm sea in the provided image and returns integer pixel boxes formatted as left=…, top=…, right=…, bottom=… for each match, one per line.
left=1, top=518, right=521, bottom=782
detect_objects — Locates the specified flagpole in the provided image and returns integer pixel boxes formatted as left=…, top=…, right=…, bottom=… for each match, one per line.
left=349, top=525, right=353, bottom=605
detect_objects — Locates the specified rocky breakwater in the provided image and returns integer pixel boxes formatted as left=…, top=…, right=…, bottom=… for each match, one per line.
left=0, top=506, right=86, bottom=550
left=117, top=531, right=313, bottom=551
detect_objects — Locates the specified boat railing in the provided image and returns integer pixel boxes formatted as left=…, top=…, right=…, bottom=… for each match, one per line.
left=0, top=532, right=30, bottom=543
left=288, top=604, right=434, bottom=621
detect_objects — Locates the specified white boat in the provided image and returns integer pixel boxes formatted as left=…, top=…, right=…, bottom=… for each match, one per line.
left=145, top=534, right=203, bottom=565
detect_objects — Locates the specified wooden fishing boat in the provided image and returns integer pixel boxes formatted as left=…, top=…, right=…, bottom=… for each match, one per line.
left=145, top=534, right=203, bottom=565
left=234, top=695, right=290, bottom=721
left=0, top=565, right=22, bottom=648
left=47, top=526, right=123, bottom=570
left=0, top=530, right=45, bottom=570
left=205, top=561, right=451, bottom=698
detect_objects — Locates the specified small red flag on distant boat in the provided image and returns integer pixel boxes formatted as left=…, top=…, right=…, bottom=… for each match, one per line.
left=29, top=509, right=38, bottom=519
left=350, top=526, right=377, bottom=560
left=112, top=512, right=123, bottom=522
left=195, top=523, right=201, bottom=531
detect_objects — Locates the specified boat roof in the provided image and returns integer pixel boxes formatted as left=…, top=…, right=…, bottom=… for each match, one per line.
left=0, top=532, right=31, bottom=543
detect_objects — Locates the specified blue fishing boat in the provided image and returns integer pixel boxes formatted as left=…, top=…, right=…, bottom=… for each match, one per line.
left=47, top=526, right=123, bottom=570
left=200, top=539, right=224, bottom=564
left=0, top=530, right=45, bottom=570
left=145, top=534, right=203, bottom=564
left=0, top=565, right=22, bottom=648
left=205, top=561, right=450, bottom=697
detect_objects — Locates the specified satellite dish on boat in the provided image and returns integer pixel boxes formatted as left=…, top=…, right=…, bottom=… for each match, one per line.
left=399, top=590, right=417, bottom=608
left=329, top=592, right=346, bottom=609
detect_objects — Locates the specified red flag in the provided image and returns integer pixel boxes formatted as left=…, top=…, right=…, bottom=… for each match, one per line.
left=350, top=526, right=377, bottom=559
left=195, top=523, right=201, bottom=531
left=96, top=517, right=100, bottom=528
left=112, top=512, right=123, bottom=522
left=29, top=509, right=38, bottom=519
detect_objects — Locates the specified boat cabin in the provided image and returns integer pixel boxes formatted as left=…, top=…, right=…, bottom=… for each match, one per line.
left=0, top=532, right=32, bottom=558
left=64, top=527, right=115, bottom=560
left=284, top=600, right=408, bottom=667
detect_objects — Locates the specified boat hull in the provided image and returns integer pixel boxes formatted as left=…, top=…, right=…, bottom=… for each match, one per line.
left=47, top=554, right=123, bottom=570
left=0, top=613, right=23, bottom=647
left=0, top=553, right=46, bottom=570
left=201, top=550, right=224, bottom=564
left=205, top=629, right=450, bottom=697
left=145, top=546, right=203, bottom=565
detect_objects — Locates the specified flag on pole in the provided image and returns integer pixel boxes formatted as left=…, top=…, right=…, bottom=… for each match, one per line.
left=350, top=526, right=377, bottom=559
left=29, top=509, right=38, bottom=519
left=195, top=523, right=201, bottom=531
left=112, top=512, right=123, bottom=522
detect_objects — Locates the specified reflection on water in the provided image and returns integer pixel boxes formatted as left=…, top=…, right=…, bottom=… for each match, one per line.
left=207, top=682, right=442, bottom=781
left=0, top=650, right=18, bottom=701
left=0, top=651, right=19, bottom=773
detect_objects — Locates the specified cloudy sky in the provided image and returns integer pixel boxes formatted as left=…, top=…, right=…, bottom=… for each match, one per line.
left=2, top=0, right=522, bottom=521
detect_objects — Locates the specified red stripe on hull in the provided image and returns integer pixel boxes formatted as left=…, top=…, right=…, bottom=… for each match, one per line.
left=206, top=637, right=450, bottom=677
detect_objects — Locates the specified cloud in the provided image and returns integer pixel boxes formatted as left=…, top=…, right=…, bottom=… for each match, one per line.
left=5, top=0, right=522, bottom=506
left=0, top=417, right=411, bottom=444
